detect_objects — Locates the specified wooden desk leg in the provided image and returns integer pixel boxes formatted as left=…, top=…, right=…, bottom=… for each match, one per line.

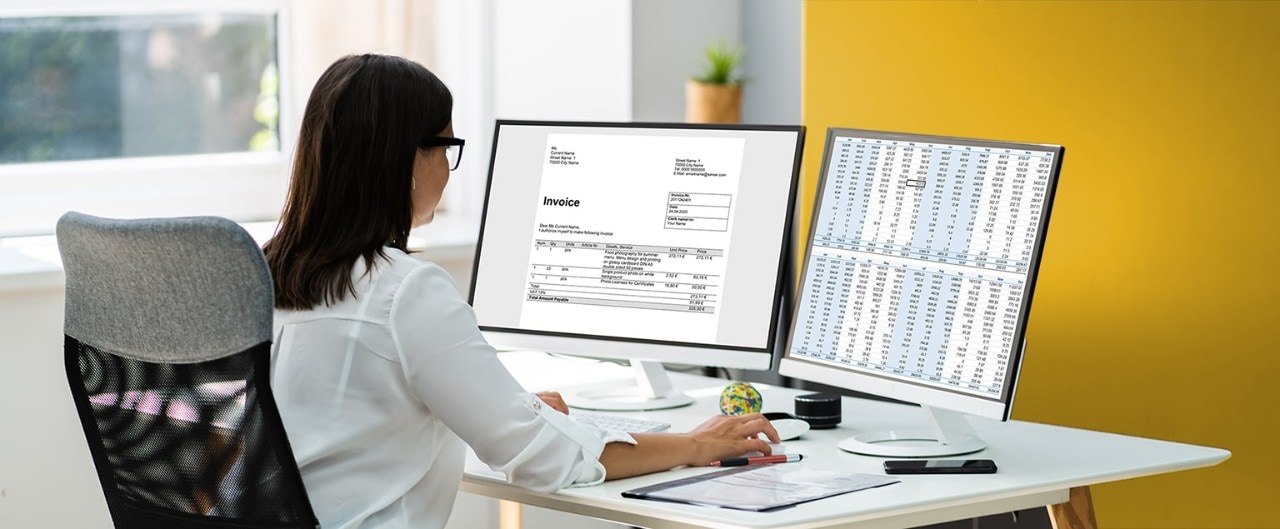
left=1047, top=486, right=1097, bottom=529
left=499, top=499, right=523, bottom=529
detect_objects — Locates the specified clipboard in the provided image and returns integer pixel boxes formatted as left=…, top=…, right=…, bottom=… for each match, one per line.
left=621, top=464, right=899, bottom=512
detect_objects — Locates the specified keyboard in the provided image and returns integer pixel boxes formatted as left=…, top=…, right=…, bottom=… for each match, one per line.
left=573, top=411, right=671, bottom=433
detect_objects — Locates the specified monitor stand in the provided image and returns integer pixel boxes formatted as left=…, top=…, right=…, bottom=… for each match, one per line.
left=562, top=359, right=694, bottom=411
left=837, top=405, right=986, bottom=457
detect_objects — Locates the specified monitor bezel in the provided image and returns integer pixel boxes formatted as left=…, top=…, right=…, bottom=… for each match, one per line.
left=779, top=127, right=1064, bottom=420
left=468, top=119, right=806, bottom=371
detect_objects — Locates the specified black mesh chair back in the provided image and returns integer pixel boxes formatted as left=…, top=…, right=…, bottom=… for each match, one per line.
left=57, top=212, right=318, bottom=529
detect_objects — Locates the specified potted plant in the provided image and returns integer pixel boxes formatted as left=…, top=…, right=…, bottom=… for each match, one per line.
left=685, top=40, right=745, bottom=124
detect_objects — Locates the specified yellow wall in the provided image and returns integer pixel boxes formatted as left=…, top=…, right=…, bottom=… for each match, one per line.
left=802, top=2, right=1278, bottom=528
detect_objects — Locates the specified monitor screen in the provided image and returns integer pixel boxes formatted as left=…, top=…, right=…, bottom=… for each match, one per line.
left=470, top=121, right=804, bottom=372
left=781, top=128, right=1063, bottom=421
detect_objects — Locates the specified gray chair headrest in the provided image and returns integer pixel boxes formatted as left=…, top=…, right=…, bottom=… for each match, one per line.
left=57, top=211, right=274, bottom=363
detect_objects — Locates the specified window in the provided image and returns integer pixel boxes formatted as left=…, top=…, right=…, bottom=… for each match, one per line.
left=0, top=0, right=496, bottom=246
left=0, top=1, right=291, bottom=237
left=1, top=14, right=278, bottom=163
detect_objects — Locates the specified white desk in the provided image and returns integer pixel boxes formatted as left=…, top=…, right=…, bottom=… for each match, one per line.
left=462, top=353, right=1229, bottom=529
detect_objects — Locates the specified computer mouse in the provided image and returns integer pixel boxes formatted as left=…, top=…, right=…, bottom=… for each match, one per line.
left=744, top=443, right=787, bottom=457
left=762, top=412, right=811, bottom=441
left=770, top=418, right=811, bottom=441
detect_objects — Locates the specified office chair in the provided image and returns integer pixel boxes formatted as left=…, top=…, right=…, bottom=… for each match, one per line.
left=57, top=212, right=318, bottom=529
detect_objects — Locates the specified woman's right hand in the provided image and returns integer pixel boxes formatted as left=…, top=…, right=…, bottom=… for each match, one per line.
left=684, top=413, right=781, bottom=467
left=599, top=413, right=782, bottom=480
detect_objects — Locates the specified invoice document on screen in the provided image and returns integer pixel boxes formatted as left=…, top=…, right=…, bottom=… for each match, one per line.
left=520, top=133, right=745, bottom=344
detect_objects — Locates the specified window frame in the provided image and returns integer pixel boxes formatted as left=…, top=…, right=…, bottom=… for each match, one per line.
left=0, top=0, right=295, bottom=237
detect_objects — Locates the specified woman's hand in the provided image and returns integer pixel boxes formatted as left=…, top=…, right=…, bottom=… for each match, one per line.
left=599, top=413, right=782, bottom=479
left=535, top=391, right=569, bottom=414
left=684, top=413, right=781, bottom=467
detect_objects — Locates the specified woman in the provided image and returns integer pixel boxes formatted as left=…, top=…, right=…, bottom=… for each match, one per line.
left=264, top=54, right=779, bottom=529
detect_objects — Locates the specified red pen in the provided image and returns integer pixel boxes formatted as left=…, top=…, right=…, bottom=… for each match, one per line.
left=711, top=454, right=804, bottom=467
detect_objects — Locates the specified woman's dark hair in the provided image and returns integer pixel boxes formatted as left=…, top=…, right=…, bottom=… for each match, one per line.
left=264, top=54, right=453, bottom=310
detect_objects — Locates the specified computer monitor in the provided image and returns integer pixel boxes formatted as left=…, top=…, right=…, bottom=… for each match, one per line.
left=469, top=120, right=805, bottom=411
left=780, top=128, right=1063, bottom=457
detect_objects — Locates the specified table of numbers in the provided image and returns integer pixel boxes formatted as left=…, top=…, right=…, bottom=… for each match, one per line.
left=792, top=136, right=1055, bottom=398
left=526, top=239, right=723, bottom=314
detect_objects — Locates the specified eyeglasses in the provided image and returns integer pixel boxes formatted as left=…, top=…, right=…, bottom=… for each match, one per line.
left=421, top=136, right=466, bottom=171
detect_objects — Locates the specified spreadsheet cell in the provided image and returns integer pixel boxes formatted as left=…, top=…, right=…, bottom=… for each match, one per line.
left=793, top=134, right=1057, bottom=400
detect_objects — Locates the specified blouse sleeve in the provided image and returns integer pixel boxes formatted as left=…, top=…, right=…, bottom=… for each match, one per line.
left=388, top=263, right=635, bottom=492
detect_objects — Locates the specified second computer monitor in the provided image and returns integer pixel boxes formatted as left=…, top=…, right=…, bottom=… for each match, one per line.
left=780, top=128, right=1064, bottom=456
left=469, top=121, right=804, bottom=410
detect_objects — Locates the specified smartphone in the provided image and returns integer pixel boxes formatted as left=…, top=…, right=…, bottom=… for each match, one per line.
left=883, top=459, right=997, bottom=474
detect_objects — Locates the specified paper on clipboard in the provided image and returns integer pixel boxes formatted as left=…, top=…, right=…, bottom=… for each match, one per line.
left=621, top=464, right=899, bottom=512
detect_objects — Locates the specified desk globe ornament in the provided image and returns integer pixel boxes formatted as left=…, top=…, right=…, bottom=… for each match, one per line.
left=719, top=381, right=762, bottom=415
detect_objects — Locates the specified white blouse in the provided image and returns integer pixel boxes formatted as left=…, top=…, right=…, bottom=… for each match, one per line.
left=270, top=248, right=633, bottom=529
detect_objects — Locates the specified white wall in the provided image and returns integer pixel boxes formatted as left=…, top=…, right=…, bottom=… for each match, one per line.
left=741, top=0, right=801, bottom=125
left=492, top=0, right=633, bottom=121
left=631, top=0, right=741, bottom=122
left=0, top=283, right=109, bottom=527
left=490, top=0, right=777, bottom=125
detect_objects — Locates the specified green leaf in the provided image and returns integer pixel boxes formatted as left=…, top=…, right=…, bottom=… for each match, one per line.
left=694, top=40, right=745, bottom=86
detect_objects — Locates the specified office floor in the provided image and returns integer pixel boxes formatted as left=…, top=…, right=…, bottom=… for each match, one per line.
left=923, top=509, right=1049, bottom=529
left=599, top=510, right=1050, bottom=529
